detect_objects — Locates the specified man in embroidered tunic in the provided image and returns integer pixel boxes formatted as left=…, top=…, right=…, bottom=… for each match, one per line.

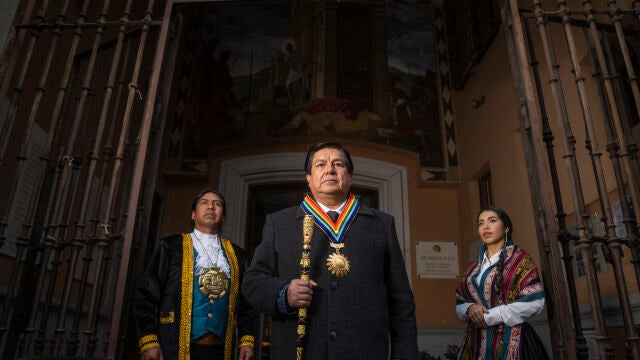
left=242, top=142, right=419, bottom=360
left=134, top=189, right=256, bottom=360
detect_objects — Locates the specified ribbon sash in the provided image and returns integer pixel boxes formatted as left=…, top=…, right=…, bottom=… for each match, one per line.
left=300, top=193, right=360, bottom=244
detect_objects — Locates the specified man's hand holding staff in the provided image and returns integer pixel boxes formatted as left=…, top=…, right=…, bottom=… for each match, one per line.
left=294, top=215, right=317, bottom=360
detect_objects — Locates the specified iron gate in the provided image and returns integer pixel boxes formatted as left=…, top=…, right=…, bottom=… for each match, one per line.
left=502, top=0, right=640, bottom=359
left=0, top=0, right=178, bottom=358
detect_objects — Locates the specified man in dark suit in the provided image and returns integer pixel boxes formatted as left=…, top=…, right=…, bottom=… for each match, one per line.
left=242, top=142, right=418, bottom=359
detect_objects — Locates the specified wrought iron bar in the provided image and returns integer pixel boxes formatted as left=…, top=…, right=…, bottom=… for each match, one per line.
left=577, top=3, right=640, bottom=356
left=80, top=99, right=123, bottom=358
left=3, top=155, right=70, bottom=359
left=84, top=37, right=134, bottom=357
left=114, top=17, right=180, bottom=358
left=522, top=16, right=589, bottom=359
left=0, top=0, right=38, bottom=107
left=27, top=150, right=74, bottom=356
left=58, top=2, right=113, bottom=355
left=65, top=69, right=103, bottom=358
left=32, top=238, right=63, bottom=356
left=107, top=0, right=178, bottom=356
left=73, top=0, right=130, bottom=255
left=98, top=0, right=154, bottom=264
left=532, top=1, right=613, bottom=357
left=36, top=0, right=94, bottom=355
left=19, top=232, right=56, bottom=355
left=0, top=237, right=27, bottom=344
left=67, top=239, right=93, bottom=356
left=600, top=29, right=640, bottom=289
left=70, top=1, right=137, bottom=356
left=581, top=2, right=640, bottom=241
left=93, top=37, right=132, bottom=238
left=102, top=108, right=139, bottom=358
left=0, top=2, right=50, bottom=306
left=82, top=237, right=113, bottom=357
left=608, top=1, right=640, bottom=220
left=31, top=138, right=80, bottom=356
left=67, top=0, right=153, bottom=354
left=0, top=0, right=49, bottom=168
left=51, top=227, right=81, bottom=356
left=523, top=7, right=638, bottom=18
left=0, top=0, right=69, bottom=346
left=103, top=149, right=135, bottom=358
left=520, top=7, right=640, bottom=28
left=21, top=79, right=98, bottom=353
left=503, top=1, right=577, bottom=358
left=607, top=2, right=640, bottom=128
left=14, top=18, right=162, bottom=30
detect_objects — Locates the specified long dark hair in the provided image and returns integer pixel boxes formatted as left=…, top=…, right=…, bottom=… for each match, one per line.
left=477, top=205, right=513, bottom=302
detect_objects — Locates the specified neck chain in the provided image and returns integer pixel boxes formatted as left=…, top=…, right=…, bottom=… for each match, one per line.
left=193, top=230, right=229, bottom=300
left=193, top=230, right=221, bottom=267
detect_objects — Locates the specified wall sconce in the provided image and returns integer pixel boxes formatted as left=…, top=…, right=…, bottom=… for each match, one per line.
left=471, top=95, right=486, bottom=109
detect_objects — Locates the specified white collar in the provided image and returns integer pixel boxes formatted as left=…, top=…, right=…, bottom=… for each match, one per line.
left=193, top=228, right=220, bottom=247
left=482, top=250, right=501, bottom=266
left=316, top=198, right=347, bottom=214
left=192, top=229, right=229, bottom=276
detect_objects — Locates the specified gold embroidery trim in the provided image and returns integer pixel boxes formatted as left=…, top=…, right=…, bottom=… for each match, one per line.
left=239, top=335, right=255, bottom=348
left=138, top=334, right=160, bottom=354
left=222, top=238, right=239, bottom=360
left=159, top=311, right=175, bottom=324
left=179, top=233, right=194, bottom=360
left=140, top=341, right=160, bottom=354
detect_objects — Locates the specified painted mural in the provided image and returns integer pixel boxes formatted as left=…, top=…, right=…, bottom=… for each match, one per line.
left=169, top=1, right=446, bottom=169
left=385, top=5, right=442, bottom=167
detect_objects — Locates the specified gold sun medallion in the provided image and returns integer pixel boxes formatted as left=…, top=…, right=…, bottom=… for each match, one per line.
left=198, top=267, right=229, bottom=299
left=326, top=251, right=350, bottom=277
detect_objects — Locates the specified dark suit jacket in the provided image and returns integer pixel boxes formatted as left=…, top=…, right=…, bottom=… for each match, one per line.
left=242, top=204, right=419, bottom=360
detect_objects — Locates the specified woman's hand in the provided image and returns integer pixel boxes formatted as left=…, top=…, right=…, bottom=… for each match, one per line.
left=467, top=303, right=489, bottom=328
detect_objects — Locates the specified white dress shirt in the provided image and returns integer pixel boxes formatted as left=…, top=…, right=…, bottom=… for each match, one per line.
left=316, top=199, right=347, bottom=215
left=191, top=229, right=230, bottom=277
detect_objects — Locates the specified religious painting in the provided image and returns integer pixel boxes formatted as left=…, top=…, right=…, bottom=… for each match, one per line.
left=168, top=2, right=291, bottom=158
left=168, top=1, right=447, bottom=172
left=384, top=5, right=444, bottom=168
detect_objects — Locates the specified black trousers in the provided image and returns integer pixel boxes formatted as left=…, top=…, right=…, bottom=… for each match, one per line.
left=190, top=343, right=224, bottom=360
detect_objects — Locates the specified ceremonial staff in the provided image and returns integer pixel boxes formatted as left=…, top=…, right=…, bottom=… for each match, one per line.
left=297, top=215, right=314, bottom=360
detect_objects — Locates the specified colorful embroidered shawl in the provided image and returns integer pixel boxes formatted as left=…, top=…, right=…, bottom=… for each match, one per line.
left=455, top=242, right=544, bottom=359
